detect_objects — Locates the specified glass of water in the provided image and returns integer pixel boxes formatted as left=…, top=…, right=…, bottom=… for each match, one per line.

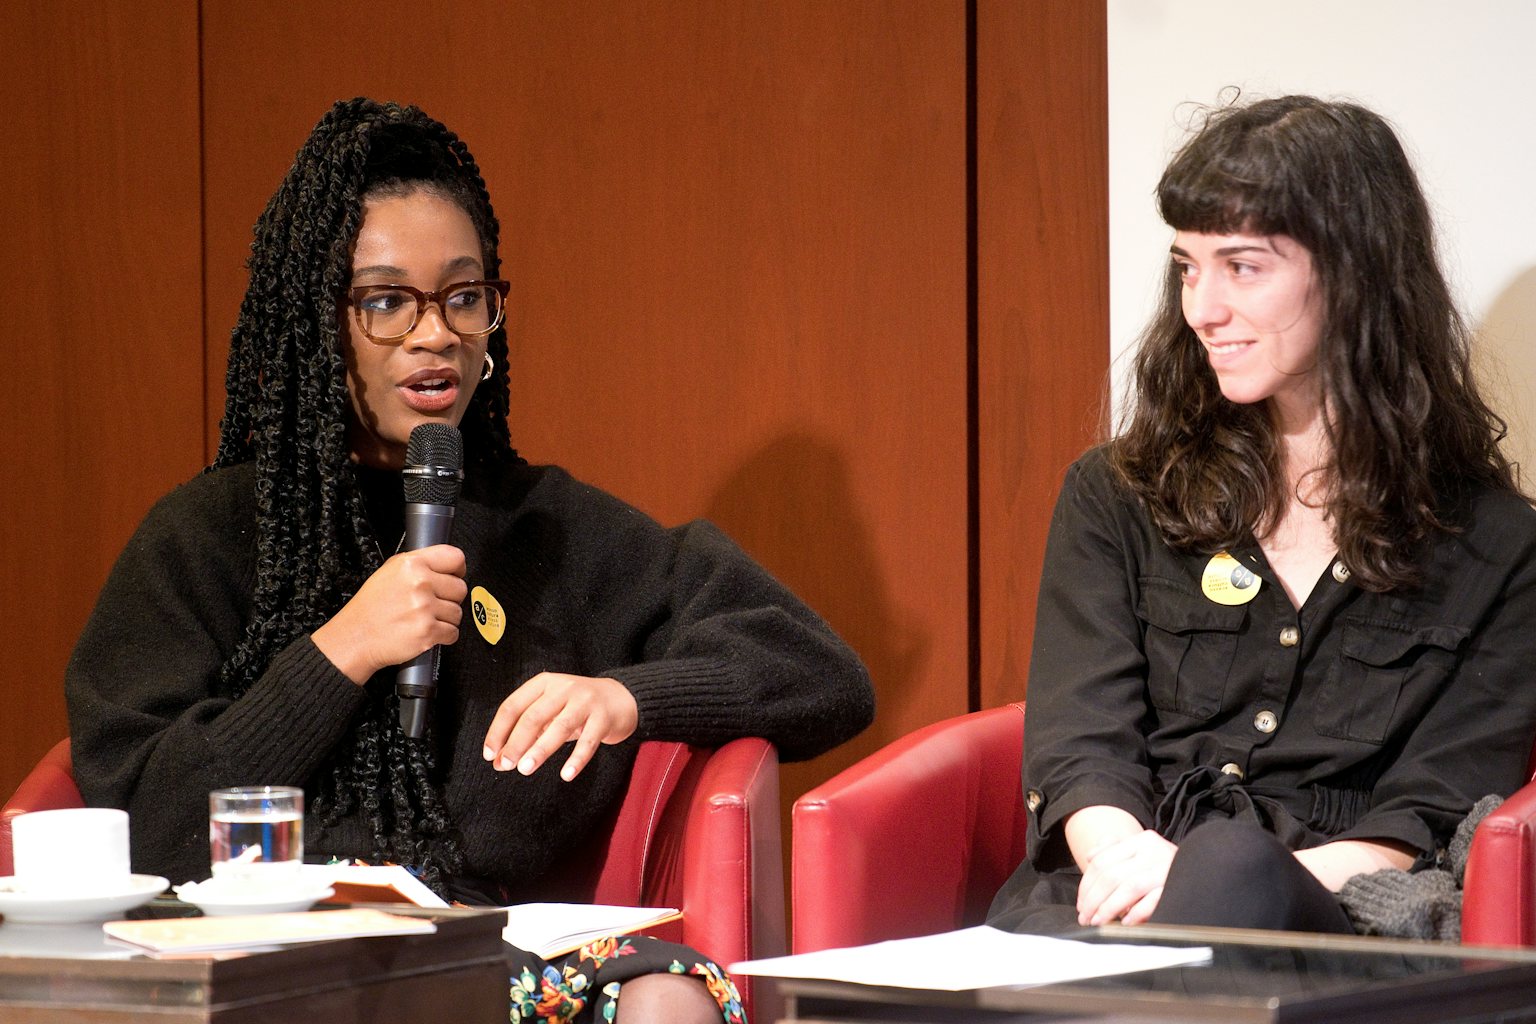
left=209, top=786, right=303, bottom=885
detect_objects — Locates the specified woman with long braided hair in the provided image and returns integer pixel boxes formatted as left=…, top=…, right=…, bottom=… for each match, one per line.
left=67, top=98, right=873, bottom=1023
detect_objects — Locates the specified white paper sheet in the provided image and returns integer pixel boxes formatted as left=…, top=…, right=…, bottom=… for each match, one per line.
left=729, top=926, right=1212, bottom=991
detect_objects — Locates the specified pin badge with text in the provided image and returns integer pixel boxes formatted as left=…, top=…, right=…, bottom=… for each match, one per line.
left=1201, top=552, right=1261, bottom=606
left=470, top=586, right=506, bottom=644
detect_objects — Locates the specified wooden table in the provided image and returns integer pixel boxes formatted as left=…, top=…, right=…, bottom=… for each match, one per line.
left=0, top=905, right=508, bottom=1022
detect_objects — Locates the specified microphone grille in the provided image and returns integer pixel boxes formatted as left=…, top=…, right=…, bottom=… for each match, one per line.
left=403, top=423, right=464, bottom=505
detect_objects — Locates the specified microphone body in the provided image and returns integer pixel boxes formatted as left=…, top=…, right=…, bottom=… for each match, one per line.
left=395, top=423, right=465, bottom=738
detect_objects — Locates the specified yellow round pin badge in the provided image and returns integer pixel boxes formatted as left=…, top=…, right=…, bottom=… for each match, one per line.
left=470, top=586, right=506, bottom=645
left=1201, top=552, right=1261, bottom=606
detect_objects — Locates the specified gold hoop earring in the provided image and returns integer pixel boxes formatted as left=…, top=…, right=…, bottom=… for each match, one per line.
left=482, top=353, right=495, bottom=382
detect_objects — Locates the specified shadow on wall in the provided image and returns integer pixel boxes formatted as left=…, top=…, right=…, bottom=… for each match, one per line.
left=1473, top=264, right=1536, bottom=491
left=704, top=433, right=928, bottom=780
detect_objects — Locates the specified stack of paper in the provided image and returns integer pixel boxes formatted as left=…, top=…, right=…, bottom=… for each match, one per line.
left=224, top=864, right=680, bottom=961
left=103, top=908, right=437, bottom=954
left=729, top=926, right=1212, bottom=991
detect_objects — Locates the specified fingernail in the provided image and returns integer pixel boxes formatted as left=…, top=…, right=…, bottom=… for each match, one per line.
left=518, top=756, right=536, bottom=775
left=496, top=756, right=513, bottom=771
left=560, top=764, right=575, bottom=782
left=482, top=746, right=494, bottom=761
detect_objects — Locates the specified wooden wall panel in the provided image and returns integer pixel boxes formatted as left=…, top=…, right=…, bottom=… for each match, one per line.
left=977, top=0, right=1109, bottom=709
left=199, top=0, right=972, bottom=809
left=6, top=1, right=1111, bottom=848
left=0, top=1, right=204, bottom=797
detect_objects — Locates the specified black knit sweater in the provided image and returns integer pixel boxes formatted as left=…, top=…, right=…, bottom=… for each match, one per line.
left=66, top=459, right=873, bottom=894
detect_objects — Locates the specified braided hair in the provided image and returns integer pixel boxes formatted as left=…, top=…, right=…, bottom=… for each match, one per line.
left=211, top=98, right=518, bottom=890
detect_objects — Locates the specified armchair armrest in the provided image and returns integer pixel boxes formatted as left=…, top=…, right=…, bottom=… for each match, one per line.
left=680, top=738, right=784, bottom=980
left=791, top=703, right=1027, bottom=953
left=542, top=737, right=781, bottom=1018
left=1, top=739, right=81, bottom=876
left=1463, top=775, right=1536, bottom=947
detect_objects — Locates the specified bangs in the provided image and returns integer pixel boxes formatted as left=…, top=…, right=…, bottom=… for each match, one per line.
left=1157, top=147, right=1295, bottom=239
left=1156, top=103, right=1317, bottom=242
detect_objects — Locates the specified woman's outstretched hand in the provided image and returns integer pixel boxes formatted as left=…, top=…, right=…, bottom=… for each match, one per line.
left=312, top=545, right=468, bottom=685
left=482, top=672, right=639, bottom=782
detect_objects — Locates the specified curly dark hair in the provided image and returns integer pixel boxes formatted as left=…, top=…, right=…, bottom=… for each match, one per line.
left=1112, top=94, right=1519, bottom=591
left=210, top=97, right=519, bottom=890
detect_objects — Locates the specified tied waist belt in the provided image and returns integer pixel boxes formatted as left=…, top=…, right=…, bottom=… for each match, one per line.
left=1151, top=764, right=1370, bottom=848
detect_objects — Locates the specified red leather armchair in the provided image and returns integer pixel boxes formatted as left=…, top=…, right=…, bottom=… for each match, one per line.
left=792, top=702, right=1536, bottom=951
left=3, top=736, right=784, bottom=1013
left=0, top=738, right=83, bottom=876
left=1460, top=759, right=1536, bottom=947
left=544, top=736, right=786, bottom=1015
left=791, top=702, right=1027, bottom=953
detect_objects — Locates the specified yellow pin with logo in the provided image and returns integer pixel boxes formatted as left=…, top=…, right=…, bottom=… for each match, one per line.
left=1201, top=552, right=1262, bottom=606
left=470, top=586, right=506, bottom=645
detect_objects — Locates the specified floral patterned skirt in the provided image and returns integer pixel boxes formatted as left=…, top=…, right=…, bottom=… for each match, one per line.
left=507, top=933, right=745, bottom=1023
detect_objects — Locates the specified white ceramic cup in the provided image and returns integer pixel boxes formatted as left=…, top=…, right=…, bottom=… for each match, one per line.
left=10, top=807, right=132, bottom=896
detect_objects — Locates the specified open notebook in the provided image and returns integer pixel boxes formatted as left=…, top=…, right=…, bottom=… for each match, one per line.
left=298, top=864, right=678, bottom=959
left=502, top=903, right=680, bottom=959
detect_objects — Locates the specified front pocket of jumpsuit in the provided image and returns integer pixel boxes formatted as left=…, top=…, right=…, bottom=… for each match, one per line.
left=1137, top=580, right=1247, bottom=720
left=1317, top=620, right=1466, bottom=744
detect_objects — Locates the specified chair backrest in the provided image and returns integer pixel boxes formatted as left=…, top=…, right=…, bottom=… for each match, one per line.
left=792, top=702, right=1027, bottom=952
left=0, top=738, right=82, bottom=876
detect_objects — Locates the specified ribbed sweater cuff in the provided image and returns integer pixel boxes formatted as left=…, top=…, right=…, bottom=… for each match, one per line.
left=607, top=658, right=743, bottom=741
left=206, top=637, right=368, bottom=781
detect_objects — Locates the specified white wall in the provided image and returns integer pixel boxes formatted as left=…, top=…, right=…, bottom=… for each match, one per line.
left=1108, top=0, right=1536, bottom=476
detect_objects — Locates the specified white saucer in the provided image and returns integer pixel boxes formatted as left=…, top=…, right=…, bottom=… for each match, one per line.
left=0, top=920, right=139, bottom=959
left=173, top=879, right=335, bottom=916
left=0, top=874, right=168, bottom=924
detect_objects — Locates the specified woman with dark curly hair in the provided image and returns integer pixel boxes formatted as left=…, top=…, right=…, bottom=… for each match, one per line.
left=66, top=97, right=873, bottom=1022
left=988, top=94, right=1536, bottom=937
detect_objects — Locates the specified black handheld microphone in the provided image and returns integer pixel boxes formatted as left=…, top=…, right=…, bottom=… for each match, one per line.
left=395, top=422, right=465, bottom=738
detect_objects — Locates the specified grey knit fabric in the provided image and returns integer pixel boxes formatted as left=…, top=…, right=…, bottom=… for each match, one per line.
left=1339, top=866, right=1461, bottom=940
left=1338, top=794, right=1505, bottom=941
left=1449, top=794, right=1504, bottom=882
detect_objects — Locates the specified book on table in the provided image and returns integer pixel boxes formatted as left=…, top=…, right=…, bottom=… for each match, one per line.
left=300, top=864, right=679, bottom=959
left=102, top=908, right=437, bottom=954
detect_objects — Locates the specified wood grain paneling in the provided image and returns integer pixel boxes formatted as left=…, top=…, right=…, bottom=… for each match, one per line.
left=199, top=0, right=972, bottom=809
left=0, top=1, right=204, bottom=797
left=977, top=0, right=1109, bottom=709
left=6, top=2, right=1111, bottom=850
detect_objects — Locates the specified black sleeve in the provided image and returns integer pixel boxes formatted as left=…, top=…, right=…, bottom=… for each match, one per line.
left=538, top=471, right=874, bottom=763
left=65, top=471, right=366, bottom=883
left=1024, top=454, right=1157, bottom=863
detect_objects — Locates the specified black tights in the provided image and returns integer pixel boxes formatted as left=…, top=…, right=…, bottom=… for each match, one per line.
left=1148, top=818, right=1354, bottom=933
